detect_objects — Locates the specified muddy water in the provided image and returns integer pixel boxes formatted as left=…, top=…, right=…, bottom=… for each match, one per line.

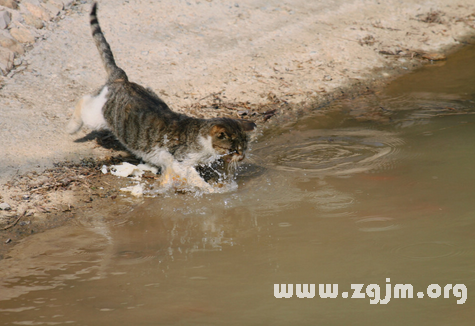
left=1, top=47, right=475, bottom=325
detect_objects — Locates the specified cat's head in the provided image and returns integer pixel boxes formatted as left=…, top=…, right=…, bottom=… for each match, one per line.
left=207, top=118, right=256, bottom=163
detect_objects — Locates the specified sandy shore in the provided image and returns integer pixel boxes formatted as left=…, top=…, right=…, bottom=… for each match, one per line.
left=0, top=0, right=475, bottom=249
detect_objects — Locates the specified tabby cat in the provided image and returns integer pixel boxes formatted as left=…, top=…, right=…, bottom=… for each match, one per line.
left=67, top=3, right=255, bottom=188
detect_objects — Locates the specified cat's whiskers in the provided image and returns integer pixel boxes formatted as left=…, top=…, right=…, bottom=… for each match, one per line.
left=228, top=160, right=239, bottom=173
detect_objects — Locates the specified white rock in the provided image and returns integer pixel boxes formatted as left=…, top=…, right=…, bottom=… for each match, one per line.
left=109, top=162, right=158, bottom=179
left=9, top=8, right=23, bottom=24
left=120, top=183, right=144, bottom=197
left=0, top=46, right=14, bottom=75
left=0, top=10, right=12, bottom=29
left=0, top=202, right=12, bottom=210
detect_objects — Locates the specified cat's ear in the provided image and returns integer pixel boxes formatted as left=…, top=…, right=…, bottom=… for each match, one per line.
left=238, top=119, right=256, bottom=132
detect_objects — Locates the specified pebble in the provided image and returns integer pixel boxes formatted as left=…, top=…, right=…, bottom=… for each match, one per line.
left=0, top=46, right=14, bottom=75
left=24, top=2, right=51, bottom=21
left=323, top=75, right=332, bottom=81
left=22, top=13, right=44, bottom=29
left=42, top=3, right=61, bottom=17
left=60, top=0, right=74, bottom=7
left=0, top=34, right=24, bottom=54
left=47, top=0, right=64, bottom=10
left=10, top=27, right=35, bottom=43
left=422, top=53, right=446, bottom=61
left=0, top=202, right=12, bottom=210
left=0, top=10, right=12, bottom=29
left=0, top=0, right=18, bottom=10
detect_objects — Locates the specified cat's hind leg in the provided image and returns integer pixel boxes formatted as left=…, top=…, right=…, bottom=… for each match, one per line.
left=66, top=96, right=87, bottom=134
left=66, top=87, right=109, bottom=134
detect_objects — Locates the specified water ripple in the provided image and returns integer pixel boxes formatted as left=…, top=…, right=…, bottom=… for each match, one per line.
left=254, top=128, right=403, bottom=176
left=355, top=217, right=400, bottom=232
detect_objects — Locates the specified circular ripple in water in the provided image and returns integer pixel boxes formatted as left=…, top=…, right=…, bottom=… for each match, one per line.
left=355, top=217, right=400, bottom=232
left=255, top=129, right=403, bottom=176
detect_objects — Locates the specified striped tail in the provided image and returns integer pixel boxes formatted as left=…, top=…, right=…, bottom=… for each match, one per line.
left=90, top=2, right=127, bottom=81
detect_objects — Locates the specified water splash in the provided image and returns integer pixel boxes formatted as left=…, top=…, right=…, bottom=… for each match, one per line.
left=104, top=160, right=239, bottom=196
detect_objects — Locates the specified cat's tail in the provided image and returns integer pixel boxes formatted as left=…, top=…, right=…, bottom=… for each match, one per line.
left=90, top=2, right=127, bottom=81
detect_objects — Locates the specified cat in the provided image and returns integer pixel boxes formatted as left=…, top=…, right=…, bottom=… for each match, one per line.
left=67, top=2, right=255, bottom=190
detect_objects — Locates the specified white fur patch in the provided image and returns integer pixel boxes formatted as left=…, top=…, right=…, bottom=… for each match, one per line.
left=139, top=147, right=175, bottom=168
left=81, top=87, right=109, bottom=131
left=183, top=135, right=220, bottom=165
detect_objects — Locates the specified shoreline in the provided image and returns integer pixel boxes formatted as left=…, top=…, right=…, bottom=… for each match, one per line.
left=1, top=0, right=475, bottom=254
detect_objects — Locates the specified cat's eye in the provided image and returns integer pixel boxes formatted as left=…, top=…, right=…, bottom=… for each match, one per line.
left=217, top=132, right=226, bottom=140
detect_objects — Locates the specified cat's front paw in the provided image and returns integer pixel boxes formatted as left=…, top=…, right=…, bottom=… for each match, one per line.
left=160, top=166, right=215, bottom=193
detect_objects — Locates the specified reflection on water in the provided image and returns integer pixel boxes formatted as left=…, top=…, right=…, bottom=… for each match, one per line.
left=1, top=46, right=475, bottom=325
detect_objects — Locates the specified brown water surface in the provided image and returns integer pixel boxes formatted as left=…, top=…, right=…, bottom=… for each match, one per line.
left=1, top=46, right=475, bottom=325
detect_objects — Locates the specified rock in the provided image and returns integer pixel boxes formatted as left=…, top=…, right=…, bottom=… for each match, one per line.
left=60, top=0, right=74, bottom=8
left=10, top=26, right=35, bottom=43
left=0, top=202, right=12, bottom=210
left=13, top=57, right=21, bottom=66
left=22, top=13, right=44, bottom=29
left=24, top=2, right=51, bottom=21
left=42, top=3, right=60, bottom=17
left=21, top=0, right=41, bottom=6
left=9, top=8, right=22, bottom=24
left=0, top=10, right=12, bottom=29
left=0, top=46, right=14, bottom=75
left=422, top=53, right=446, bottom=61
left=0, top=34, right=24, bottom=54
left=323, top=75, right=332, bottom=81
left=0, top=0, right=18, bottom=10
left=46, top=0, right=64, bottom=10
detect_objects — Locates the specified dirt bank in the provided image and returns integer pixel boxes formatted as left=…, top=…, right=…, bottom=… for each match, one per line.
left=1, top=0, right=475, bottom=252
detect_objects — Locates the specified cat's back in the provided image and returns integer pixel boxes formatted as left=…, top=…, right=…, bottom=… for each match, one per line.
left=101, top=80, right=186, bottom=148
left=102, top=80, right=184, bottom=124
left=107, top=81, right=171, bottom=111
